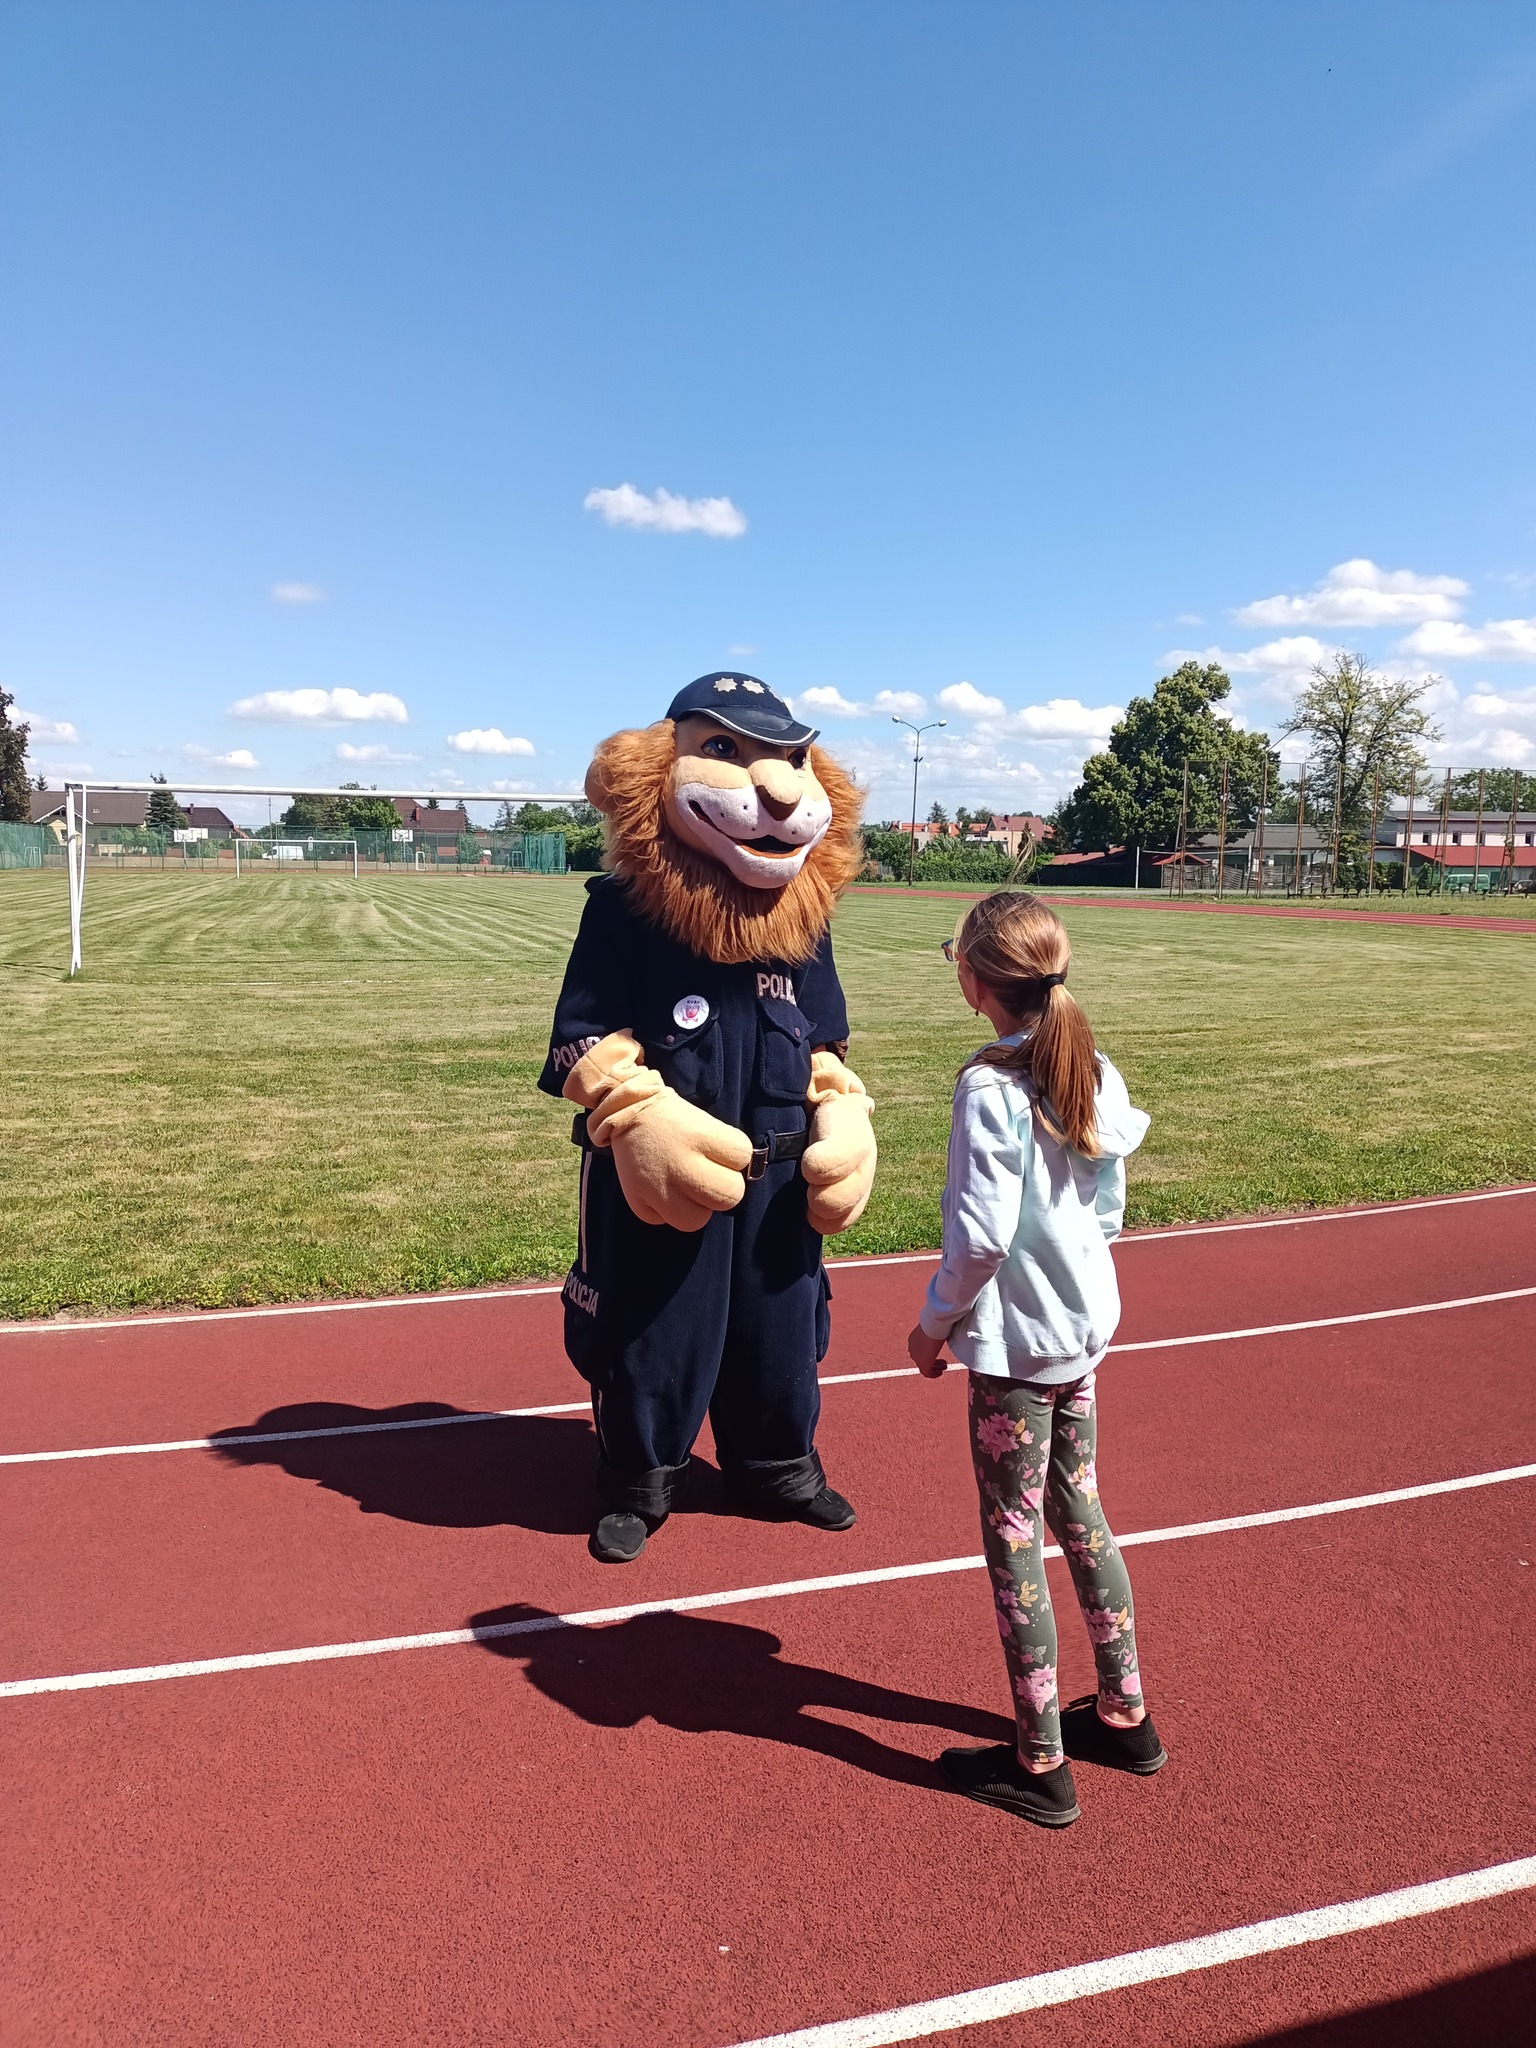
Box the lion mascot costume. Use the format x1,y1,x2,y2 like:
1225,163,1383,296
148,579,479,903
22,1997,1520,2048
539,672,878,1563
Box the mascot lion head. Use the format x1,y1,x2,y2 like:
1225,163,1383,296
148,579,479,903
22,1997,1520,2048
584,672,864,966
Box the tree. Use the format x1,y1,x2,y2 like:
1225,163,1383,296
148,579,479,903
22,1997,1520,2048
1447,767,1527,812
927,801,949,826
0,688,31,822
279,793,341,835
145,774,188,833
1280,654,1442,827
1054,662,1275,853
336,793,401,834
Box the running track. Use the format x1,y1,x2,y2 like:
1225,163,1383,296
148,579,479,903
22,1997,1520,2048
3,1189,1534,2046
850,886,1536,933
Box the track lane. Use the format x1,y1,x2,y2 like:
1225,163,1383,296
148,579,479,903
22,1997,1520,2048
3,1485,1532,2048
1,1187,1530,1457
4,1294,1533,1693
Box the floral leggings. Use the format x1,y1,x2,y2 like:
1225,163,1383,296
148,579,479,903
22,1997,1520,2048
968,1371,1144,1766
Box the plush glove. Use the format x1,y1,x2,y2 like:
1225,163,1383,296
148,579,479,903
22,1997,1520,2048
801,1049,877,1235
563,1030,754,1233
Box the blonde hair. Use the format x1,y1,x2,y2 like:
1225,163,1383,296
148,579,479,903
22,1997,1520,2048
957,892,1101,1156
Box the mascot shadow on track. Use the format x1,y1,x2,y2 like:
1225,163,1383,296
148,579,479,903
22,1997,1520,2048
540,672,878,1565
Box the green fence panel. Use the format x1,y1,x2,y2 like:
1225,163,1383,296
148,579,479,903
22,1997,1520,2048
0,821,49,868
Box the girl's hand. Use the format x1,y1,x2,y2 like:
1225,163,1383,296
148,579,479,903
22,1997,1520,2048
907,1325,949,1378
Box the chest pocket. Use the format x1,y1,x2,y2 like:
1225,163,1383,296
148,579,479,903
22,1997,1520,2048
638,1002,724,1109
756,994,813,1104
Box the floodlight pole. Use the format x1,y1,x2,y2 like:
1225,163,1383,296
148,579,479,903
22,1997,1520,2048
891,717,946,886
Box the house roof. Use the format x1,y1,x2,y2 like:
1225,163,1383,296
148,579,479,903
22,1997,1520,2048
183,805,237,834
30,789,149,826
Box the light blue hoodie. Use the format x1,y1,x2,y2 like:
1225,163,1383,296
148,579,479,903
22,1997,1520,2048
919,1040,1151,1384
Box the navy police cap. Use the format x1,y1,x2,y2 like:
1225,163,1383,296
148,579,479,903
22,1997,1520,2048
665,672,819,748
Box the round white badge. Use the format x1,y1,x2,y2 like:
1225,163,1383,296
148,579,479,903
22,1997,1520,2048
673,994,710,1030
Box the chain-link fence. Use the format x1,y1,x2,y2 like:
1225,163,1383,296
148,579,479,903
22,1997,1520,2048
1155,764,1533,898
54,826,573,875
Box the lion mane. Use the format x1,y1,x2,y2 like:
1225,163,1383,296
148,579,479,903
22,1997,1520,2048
584,721,865,966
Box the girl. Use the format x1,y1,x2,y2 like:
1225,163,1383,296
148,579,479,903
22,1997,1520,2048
906,891,1164,1827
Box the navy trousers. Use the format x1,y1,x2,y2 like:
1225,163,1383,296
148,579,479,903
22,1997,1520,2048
561,1124,832,1519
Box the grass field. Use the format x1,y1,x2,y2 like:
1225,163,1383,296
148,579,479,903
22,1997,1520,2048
2,867,1533,1317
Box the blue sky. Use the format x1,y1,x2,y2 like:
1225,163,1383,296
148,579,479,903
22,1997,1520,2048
5,2,1536,824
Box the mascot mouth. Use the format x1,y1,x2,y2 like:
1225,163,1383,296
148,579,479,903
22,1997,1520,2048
687,801,805,859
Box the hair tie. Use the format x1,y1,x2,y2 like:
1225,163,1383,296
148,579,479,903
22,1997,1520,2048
1040,971,1066,990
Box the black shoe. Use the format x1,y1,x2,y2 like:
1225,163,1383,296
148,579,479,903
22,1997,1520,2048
940,1744,1080,1827
589,1510,658,1564
730,1483,857,1531
1059,1696,1167,1774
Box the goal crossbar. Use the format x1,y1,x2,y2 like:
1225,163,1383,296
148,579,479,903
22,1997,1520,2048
60,780,578,975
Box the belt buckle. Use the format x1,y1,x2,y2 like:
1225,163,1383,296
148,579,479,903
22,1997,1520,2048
746,1142,769,1182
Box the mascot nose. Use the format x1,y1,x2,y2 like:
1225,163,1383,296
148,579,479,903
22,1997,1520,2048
752,760,803,820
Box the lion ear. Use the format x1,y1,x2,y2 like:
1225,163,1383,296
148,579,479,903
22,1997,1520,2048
584,720,676,822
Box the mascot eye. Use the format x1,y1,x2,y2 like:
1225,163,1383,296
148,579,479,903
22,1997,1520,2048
789,748,808,771
702,735,739,760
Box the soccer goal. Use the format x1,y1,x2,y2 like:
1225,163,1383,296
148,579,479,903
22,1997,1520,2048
60,779,578,975
234,837,359,877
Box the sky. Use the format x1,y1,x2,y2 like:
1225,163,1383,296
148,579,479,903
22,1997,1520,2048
4,1,1536,826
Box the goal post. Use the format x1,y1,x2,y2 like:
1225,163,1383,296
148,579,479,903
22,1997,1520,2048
61,779,581,975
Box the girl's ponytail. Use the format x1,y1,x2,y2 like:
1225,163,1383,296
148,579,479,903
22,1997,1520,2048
956,892,1101,1156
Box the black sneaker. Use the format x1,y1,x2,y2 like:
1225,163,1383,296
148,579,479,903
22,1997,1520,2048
1059,1696,1167,1774
789,1484,856,1531
589,1510,658,1564
940,1744,1080,1827
727,1483,857,1531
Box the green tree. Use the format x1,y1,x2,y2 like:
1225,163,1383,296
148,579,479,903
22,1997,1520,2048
1280,654,1442,827
335,788,401,834
279,793,341,836
927,801,949,826
1055,662,1275,853
1446,767,1528,812
145,774,188,833
0,688,32,822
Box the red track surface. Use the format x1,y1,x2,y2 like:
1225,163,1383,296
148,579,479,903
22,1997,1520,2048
3,1189,1534,2046
851,886,1536,932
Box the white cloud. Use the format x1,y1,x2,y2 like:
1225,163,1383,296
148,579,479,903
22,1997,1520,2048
795,687,865,718
1399,617,1536,662
938,681,1006,717
584,483,747,538
229,687,409,724
15,710,79,744
1235,560,1467,629
183,744,259,769
446,727,536,756
271,582,325,604
1169,636,1339,679
726,643,758,657
1463,685,1536,718
335,742,420,764
1174,612,1206,626
999,698,1122,741
790,686,931,720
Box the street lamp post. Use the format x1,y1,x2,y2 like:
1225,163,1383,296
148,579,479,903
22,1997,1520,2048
891,716,947,887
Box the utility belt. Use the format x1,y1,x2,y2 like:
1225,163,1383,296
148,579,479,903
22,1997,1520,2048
572,1113,807,1181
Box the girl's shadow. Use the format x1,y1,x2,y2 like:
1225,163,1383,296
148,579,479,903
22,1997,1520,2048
468,1602,1015,1788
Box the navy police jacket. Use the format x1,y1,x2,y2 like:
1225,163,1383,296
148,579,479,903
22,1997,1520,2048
539,874,850,1139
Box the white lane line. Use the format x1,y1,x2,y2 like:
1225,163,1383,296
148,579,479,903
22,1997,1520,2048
4,1185,1528,1337
3,1461,1530,1699
1117,1182,1535,1242
719,1856,1536,2048
8,1288,1533,1467
1111,1284,1536,1354
0,1368,919,1466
